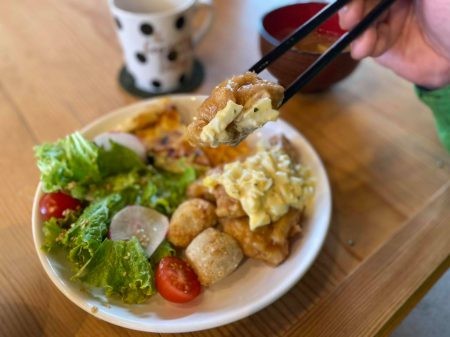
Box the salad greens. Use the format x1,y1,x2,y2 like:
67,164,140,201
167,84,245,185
97,141,146,177
35,132,146,199
36,132,101,199
35,132,196,304
42,210,80,252
149,240,176,265
63,192,134,268
142,167,196,215
74,238,155,304
85,170,143,200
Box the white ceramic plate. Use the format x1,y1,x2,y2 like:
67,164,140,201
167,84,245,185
32,95,331,333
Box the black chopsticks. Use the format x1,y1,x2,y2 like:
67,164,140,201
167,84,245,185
249,0,397,106
249,0,350,74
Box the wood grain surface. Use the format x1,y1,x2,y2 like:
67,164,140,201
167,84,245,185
0,0,449,336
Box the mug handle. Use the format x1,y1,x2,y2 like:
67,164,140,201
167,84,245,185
192,0,214,45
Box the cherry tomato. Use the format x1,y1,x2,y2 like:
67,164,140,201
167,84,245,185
155,256,201,303
39,192,82,221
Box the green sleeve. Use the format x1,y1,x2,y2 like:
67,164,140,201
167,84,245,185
415,85,450,152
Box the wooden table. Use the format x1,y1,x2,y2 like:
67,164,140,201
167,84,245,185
0,0,449,336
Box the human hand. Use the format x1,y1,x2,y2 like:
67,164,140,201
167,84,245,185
339,0,450,88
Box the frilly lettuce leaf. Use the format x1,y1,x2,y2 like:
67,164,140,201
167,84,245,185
85,167,196,215
42,209,80,252
42,218,64,252
141,167,196,215
74,237,155,304
35,132,101,198
97,141,145,177
149,240,176,266
62,190,137,268
85,170,143,201
35,132,145,199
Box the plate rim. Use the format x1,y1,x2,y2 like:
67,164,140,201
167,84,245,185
32,94,332,333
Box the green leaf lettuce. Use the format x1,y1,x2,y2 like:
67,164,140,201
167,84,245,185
97,140,145,177
142,167,196,215
62,191,137,267
149,240,176,266
35,132,101,198
42,210,80,252
74,238,155,304
35,132,145,199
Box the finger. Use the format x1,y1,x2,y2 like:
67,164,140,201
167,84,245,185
340,0,391,31
376,7,389,23
339,0,365,30
350,27,378,59
371,1,411,57
371,22,391,57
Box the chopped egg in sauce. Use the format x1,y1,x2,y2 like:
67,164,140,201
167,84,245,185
200,97,279,147
203,143,315,230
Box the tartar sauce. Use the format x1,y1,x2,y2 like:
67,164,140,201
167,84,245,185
200,97,279,147
203,143,315,230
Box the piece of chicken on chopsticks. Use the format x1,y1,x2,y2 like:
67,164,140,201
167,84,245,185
187,72,284,147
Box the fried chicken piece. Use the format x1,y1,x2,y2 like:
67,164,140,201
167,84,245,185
268,134,300,163
187,167,246,218
187,72,284,147
213,185,246,218
167,199,217,248
185,228,243,286
187,179,216,202
219,208,302,266
187,179,246,218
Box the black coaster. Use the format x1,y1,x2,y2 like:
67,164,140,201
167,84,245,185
118,59,204,98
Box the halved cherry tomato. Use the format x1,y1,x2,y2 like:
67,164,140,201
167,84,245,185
155,256,201,303
39,192,82,221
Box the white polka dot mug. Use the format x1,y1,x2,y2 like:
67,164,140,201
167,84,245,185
109,0,213,93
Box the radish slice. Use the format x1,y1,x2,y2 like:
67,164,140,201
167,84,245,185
94,132,146,161
109,205,169,257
